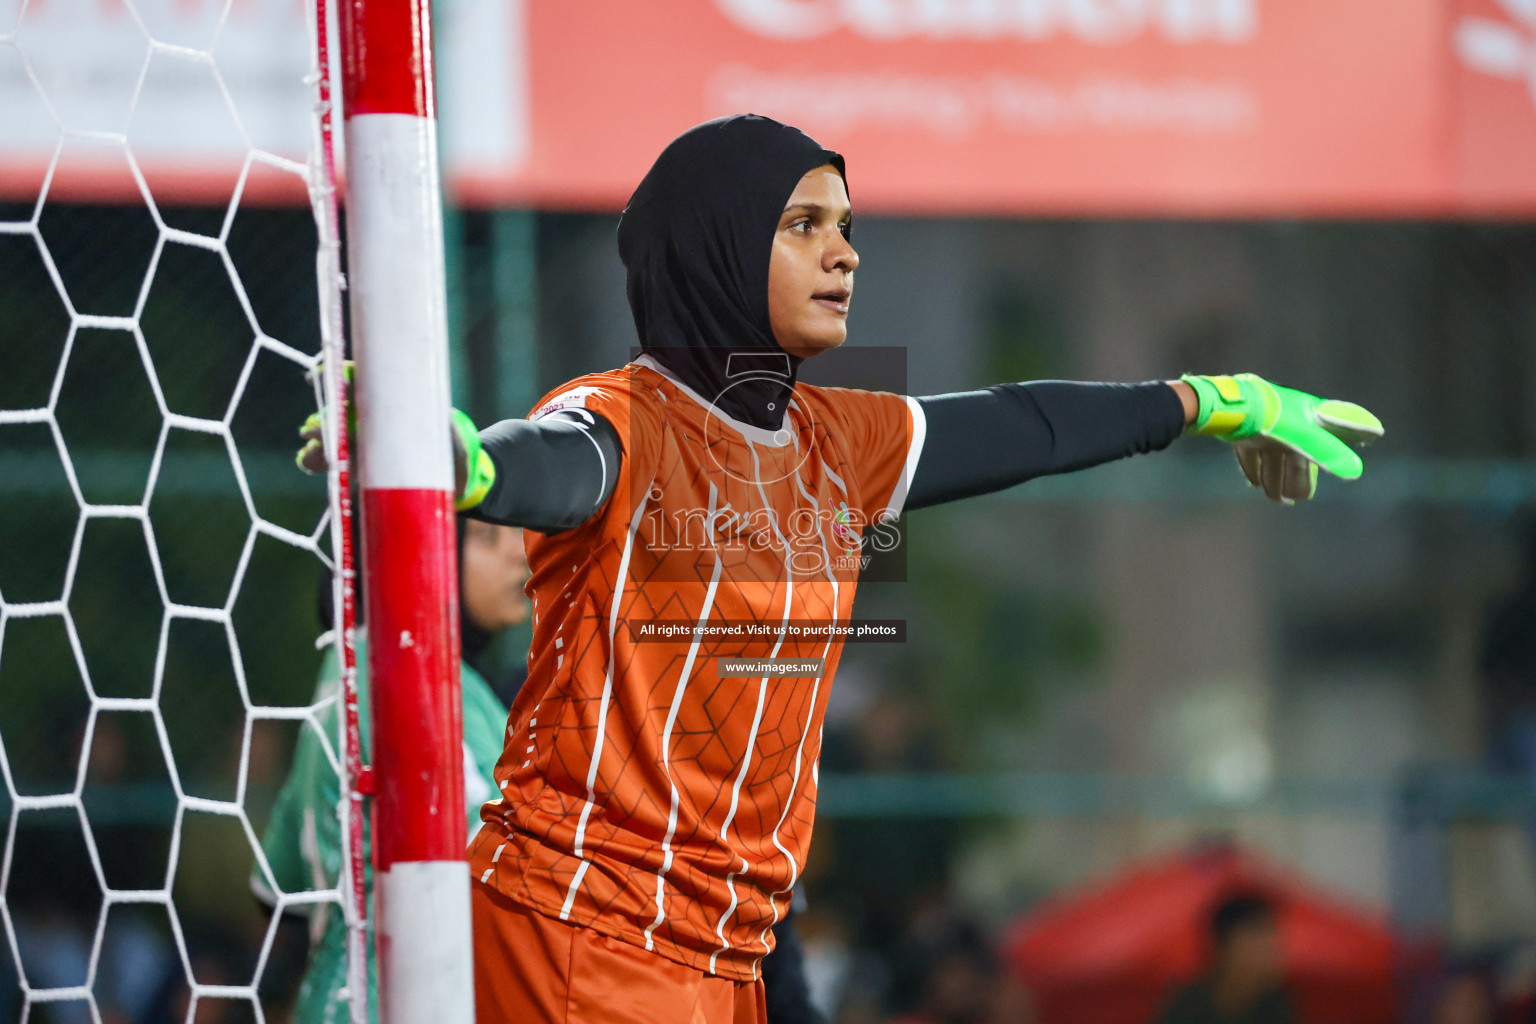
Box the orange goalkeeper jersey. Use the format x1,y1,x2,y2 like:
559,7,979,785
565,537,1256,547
469,355,924,981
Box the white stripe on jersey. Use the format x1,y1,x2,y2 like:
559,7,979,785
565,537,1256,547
562,485,651,920
754,438,842,971
643,483,725,951
879,396,928,523
822,463,848,496
559,860,591,920
709,439,795,970
709,857,749,976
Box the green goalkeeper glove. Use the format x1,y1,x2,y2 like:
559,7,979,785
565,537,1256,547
449,409,496,512
1181,373,1383,504
295,363,496,512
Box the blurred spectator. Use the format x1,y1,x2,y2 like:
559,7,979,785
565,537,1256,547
1155,894,1295,1024
795,901,856,1020
765,894,829,1024
136,925,252,1024
819,664,958,979
1432,964,1496,1024
260,518,529,1022
1479,518,1536,779
1476,526,1536,1024
1424,950,1536,1024
10,900,91,1024
458,517,532,707
883,912,1035,1024
0,945,16,1023
6,717,175,1024
94,908,175,1024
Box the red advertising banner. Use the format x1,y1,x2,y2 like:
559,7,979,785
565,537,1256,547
1451,0,1536,212
485,0,1536,216
6,0,1536,215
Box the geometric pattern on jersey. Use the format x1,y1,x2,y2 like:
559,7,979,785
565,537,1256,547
470,358,922,981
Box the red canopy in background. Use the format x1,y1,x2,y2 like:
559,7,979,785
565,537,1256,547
1002,842,1396,1024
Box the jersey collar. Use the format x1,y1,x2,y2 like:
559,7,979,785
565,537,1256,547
633,353,794,448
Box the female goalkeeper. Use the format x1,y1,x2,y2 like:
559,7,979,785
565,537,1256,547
409,115,1379,1023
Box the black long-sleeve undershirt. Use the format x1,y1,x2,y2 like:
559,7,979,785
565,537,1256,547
905,380,1186,511
468,380,1185,531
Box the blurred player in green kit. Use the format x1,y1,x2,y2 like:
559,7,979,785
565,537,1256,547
253,519,531,1024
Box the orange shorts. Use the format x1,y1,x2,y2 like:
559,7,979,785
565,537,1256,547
471,878,767,1024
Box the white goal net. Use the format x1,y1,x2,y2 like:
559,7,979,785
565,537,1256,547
0,0,360,1020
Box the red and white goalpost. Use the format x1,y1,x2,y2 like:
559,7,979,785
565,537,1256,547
329,0,475,1020
0,0,470,1014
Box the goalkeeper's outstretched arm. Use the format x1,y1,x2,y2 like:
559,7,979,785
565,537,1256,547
303,373,1377,525
450,372,1378,521
904,374,1380,510
907,379,1189,510
460,379,1183,528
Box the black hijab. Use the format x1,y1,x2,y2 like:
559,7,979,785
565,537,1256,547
618,114,846,431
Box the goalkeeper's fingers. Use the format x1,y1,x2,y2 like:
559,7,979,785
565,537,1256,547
1274,449,1318,503
300,359,356,477
1235,443,1263,490
1236,441,1318,504
1314,399,1384,446
1270,419,1364,480
296,436,328,475
296,411,329,474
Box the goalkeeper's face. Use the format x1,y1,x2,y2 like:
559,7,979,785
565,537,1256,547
768,164,858,359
